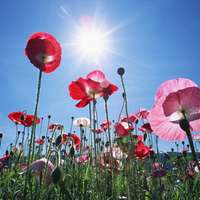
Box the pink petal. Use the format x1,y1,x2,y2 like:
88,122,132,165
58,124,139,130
155,78,198,104
86,70,105,82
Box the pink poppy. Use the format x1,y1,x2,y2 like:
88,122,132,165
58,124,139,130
91,128,103,134
48,123,62,132
36,138,45,145
138,123,154,134
21,158,54,185
120,113,139,123
101,120,112,130
76,155,90,165
192,134,200,140
149,78,200,141
68,70,118,108
22,115,40,127
8,111,24,124
181,148,189,154
153,162,163,169
82,145,89,152
135,141,150,161
153,169,167,178
114,122,135,137
137,108,149,122
25,32,62,73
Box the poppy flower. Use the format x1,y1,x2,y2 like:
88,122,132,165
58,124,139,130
1,154,10,162
62,133,80,146
22,115,40,127
25,32,62,73
0,162,4,167
120,113,139,123
101,155,119,169
73,117,90,128
138,123,154,134
134,141,150,161
48,123,62,132
91,128,103,134
192,134,200,140
68,70,118,108
137,108,149,122
8,111,24,124
101,120,112,130
181,148,189,154
36,138,45,145
149,78,200,141
114,121,135,137
76,155,90,165
21,158,54,185
153,169,167,178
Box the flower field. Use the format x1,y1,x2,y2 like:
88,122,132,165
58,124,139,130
0,32,200,200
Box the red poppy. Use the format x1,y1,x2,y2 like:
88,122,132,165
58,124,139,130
25,32,62,73
0,162,4,167
36,138,45,145
22,115,40,127
101,120,112,130
8,111,24,124
62,133,80,146
91,128,103,134
114,121,135,137
101,155,119,169
135,141,150,161
48,123,62,132
138,123,154,134
68,70,118,108
153,169,167,178
1,154,10,162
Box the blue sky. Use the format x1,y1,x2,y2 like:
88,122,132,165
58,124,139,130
1,0,200,157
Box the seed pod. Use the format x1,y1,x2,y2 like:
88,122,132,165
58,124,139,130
51,167,62,185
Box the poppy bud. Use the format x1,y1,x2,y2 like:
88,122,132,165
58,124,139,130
103,95,109,101
6,150,9,156
20,114,26,121
135,119,139,124
42,135,45,140
71,116,74,120
51,167,62,185
0,132,4,138
48,115,51,119
10,151,14,157
164,152,170,160
179,119,190,133
18,131,21,135
143,132,147,142
183,151,187,157
69,146,75,158
182,141,185,145
117,67,125,76
187,144,190,148
95,138,101,143
55,134,63,146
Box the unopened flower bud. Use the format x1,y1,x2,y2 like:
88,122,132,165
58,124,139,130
103,95,109,101
117,67,125,76
51,167,62,185
143,132,147,142
20,114,26,121
0,132,4,138
179,119,190,133
69,146,75,158
10,151,14,157
164,152,170,160
55,134,63,146
6,150,9,156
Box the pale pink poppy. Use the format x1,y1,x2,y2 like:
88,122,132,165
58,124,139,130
137,108,149,122
21,158,54,185
149,78,200,141
76,155,90,165
120,113,139,123
73,117,90,128
192,134,200,140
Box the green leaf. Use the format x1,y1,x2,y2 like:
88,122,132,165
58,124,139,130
122,136,128,143
0,168,22,185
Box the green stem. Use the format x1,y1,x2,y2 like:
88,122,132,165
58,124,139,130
23,59,44,200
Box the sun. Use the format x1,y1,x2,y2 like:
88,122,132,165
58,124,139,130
78,29,105,55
